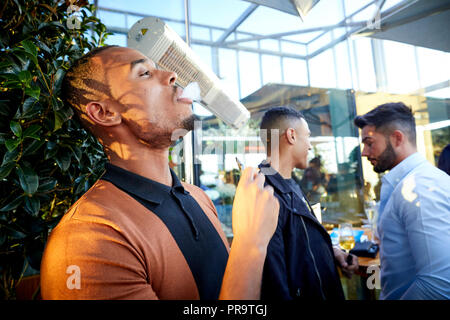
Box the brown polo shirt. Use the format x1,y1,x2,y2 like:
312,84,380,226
40,164,230,300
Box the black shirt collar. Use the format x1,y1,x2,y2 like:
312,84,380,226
258,160,292,194
101,163,188,205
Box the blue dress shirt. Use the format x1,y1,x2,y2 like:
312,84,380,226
377,152,450,300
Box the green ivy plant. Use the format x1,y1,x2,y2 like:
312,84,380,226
0,0,111,299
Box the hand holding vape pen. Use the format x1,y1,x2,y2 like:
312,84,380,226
235,157,245,171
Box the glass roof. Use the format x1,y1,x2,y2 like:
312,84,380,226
95,0,404,55
190,0,251,29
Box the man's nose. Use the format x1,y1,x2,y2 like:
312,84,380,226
163,70,177,85
361,145,369,157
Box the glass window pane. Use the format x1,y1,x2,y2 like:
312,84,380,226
211,29,227,42
218,49,240,100
416,47,450,88
282,58,308,86
238,51,261,98
191,44,213,70
238,6,304,35
98,0,185,20
192,26,211,41
261,55,282,85
344,0,373,15
309,49,336,88
283,31,323,44
260,39,279,52
384,40,420,94
425,87,450,99
280,41,307,56
104,33,127,47
190,0,250,29
348,3,378,22
353,38,376,92
334,41,353,89
308,32,331,55
97,10,126,29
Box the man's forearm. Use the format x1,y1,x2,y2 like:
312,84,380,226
219,239,267,300
219,168,279,300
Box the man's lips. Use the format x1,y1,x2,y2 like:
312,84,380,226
177,97,193,104
175,87,193,104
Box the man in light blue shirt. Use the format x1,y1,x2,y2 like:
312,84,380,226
354,102,450,300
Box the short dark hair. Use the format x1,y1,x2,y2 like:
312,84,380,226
438,143,450,175
354,102,416,145
259,106,305,152
61,45,119,122
260,106,304,130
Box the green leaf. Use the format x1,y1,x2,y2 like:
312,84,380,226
53,108,73,131
0,60,13,71
51,95,63,111
25,86,40,99
55,152,71,172
25,196,40,216
54,68,65,90
44,145,58,160
16,165,39,195
36,41,52,55
53,110,64,131
10,121,22,137
23,139,45,156
23,124,41,140
68,145,82,163
0,100,11,116
2,149,20,166
18,70,32,84
37,178,57,192
0,162,15,180
19,97,40,119
0,73,19,81
5,138,20,152
74,174,87,195
0,195,24,212
21,40,37,58
0,230,5,247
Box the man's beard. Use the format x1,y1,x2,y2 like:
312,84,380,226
130,114,199,150
180,114,197,132
372,141,397,173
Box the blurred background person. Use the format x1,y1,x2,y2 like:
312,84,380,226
438,143,450,175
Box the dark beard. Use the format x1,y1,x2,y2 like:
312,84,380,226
124,114,199,150
181,114,198,132
373,141,397,173
148,114,199,149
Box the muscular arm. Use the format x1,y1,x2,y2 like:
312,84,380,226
219,168,279,299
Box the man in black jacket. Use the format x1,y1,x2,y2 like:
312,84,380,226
259,106,358,300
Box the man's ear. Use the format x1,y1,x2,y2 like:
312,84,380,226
285,128,296,145
390,130,405,147
85,101,121,127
